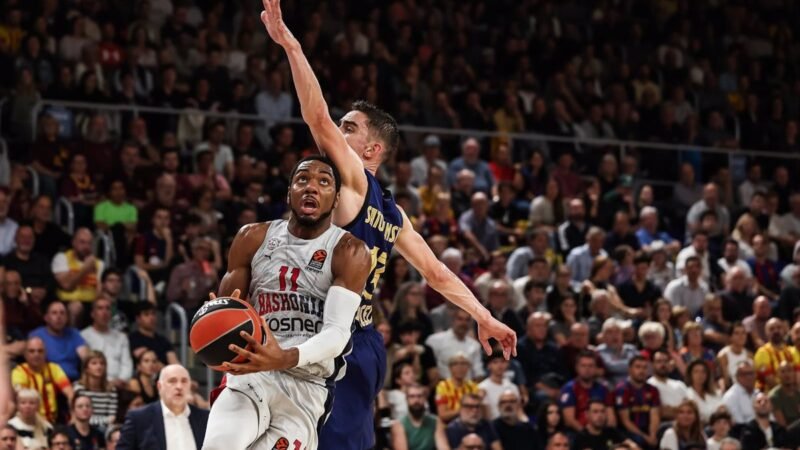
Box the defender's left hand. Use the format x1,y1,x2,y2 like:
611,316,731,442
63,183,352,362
224,319,288,374
477,317,517,359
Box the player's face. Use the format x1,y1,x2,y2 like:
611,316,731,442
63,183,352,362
339,111,374,160
288,160,338,227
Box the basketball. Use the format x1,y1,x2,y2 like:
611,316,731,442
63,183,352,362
190,297,265,371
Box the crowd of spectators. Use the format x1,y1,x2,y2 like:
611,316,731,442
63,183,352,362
0,0,800,450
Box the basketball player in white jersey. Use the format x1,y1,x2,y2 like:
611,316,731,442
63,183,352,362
202,155,371,450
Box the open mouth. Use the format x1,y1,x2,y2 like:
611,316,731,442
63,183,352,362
300,197,319,215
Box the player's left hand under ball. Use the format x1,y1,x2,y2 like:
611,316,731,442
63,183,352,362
223,318,290,374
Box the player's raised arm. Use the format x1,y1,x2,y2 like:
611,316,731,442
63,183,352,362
217,222,269,300
393,207,518,359
259,0,367,195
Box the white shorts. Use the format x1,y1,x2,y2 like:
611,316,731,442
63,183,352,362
207,371,332,450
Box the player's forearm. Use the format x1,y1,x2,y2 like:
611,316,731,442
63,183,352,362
292,285,360,367
425,261,491,324
283,45,332,131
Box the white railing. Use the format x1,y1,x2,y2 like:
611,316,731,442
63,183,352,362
93,230,116,268
165,303,189,365
54,197,74,235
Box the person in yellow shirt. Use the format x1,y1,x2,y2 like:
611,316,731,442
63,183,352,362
754,318,800,391
435,353,479,423
10,337,74,423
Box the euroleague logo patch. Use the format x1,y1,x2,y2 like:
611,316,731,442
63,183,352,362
307,249,328,271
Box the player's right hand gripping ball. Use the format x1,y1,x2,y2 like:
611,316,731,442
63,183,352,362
190,297,266,371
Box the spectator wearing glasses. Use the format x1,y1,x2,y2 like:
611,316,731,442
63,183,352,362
491,390,534,450
445,393,501,450
721,360,758,424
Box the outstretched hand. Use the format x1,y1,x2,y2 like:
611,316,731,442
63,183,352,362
260,0,296,48
477,316,518,360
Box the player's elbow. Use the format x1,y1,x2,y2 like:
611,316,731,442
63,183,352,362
302,103,330,127
425,262,450,288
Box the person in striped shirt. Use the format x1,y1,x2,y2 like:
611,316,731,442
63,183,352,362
435,353,480,423
72,350,118,432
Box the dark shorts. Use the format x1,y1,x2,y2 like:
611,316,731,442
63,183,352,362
318,326,386,450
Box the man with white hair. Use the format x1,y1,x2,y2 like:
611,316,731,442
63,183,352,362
717,437,741,450
491,390,535,450
635,206,680,255
596,318,640,385
117,364,209,450
722,360,758,424
566,227,607,282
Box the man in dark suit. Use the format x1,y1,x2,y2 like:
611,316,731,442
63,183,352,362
117,364,209,450
738,392,789,449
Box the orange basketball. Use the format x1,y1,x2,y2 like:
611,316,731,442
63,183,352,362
189,297,265,371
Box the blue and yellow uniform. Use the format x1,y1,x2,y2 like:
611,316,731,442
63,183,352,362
319,170,403,450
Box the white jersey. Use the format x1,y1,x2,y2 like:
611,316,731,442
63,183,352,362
248,219,348,385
